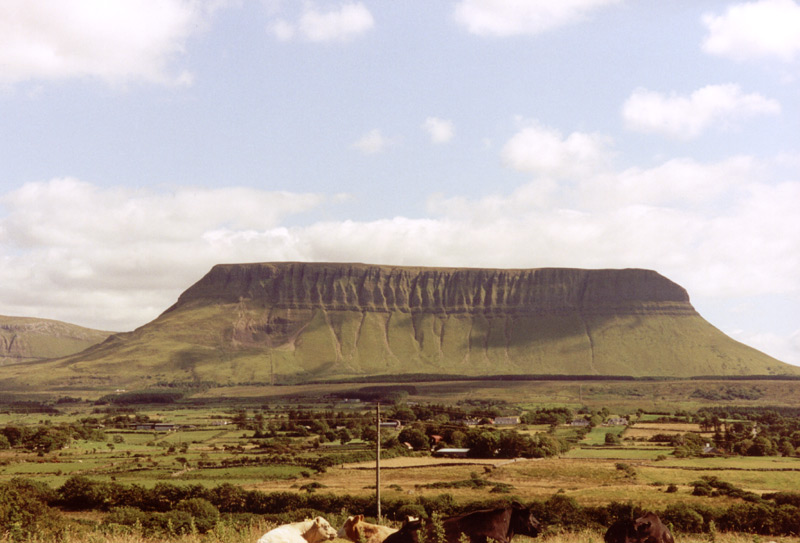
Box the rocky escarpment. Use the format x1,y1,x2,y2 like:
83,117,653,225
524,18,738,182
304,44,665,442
0,315,112,364
166,263,695,316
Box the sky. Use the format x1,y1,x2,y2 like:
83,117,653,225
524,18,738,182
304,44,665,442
0,0,799,366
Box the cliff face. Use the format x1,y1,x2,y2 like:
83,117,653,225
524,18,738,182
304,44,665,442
167,263,694,316
18,262,793,388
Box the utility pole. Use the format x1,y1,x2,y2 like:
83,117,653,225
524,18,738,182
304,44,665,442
376,402,381,520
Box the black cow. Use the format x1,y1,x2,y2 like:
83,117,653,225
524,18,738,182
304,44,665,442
604,513,674,543
384,503,541,543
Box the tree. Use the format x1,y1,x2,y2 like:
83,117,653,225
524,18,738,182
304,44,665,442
232,410,248,429
466,430,498,458
398,428,428,450
390,405,416,422
497,431,526,458
360,427,378,443
779,439,795,457
448,430,467,448
747,436,776,457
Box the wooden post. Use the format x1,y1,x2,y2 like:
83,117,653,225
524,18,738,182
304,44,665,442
376,402,381,520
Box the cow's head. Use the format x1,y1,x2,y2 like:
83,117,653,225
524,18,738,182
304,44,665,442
633,512,659,539
338,515,365,540
338,515,363,540
313,517,338,541
384,517,422,543
511,502,541,538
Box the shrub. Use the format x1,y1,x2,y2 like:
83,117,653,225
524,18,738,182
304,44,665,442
0,479,66,541
176,497,219,533
615,463,636,478
663,503,704,533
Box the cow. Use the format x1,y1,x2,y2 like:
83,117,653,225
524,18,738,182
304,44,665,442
633,512,674,543
383,517,423,543
384,503,540,543
338,514,398,543
604,512,674,543
258,517,338,543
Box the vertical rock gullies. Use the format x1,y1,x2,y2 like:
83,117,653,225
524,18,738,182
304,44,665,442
168,262,696,317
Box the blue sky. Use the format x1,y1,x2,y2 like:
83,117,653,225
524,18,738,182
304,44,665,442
1,0,799,366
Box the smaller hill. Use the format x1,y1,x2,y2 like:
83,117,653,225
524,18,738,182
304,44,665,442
0,315,113,365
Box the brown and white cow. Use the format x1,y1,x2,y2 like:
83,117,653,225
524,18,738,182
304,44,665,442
338,515,398,543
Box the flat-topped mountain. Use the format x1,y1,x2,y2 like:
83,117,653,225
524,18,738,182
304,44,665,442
5,262,795,388
0,315,112,365
167,263,694,315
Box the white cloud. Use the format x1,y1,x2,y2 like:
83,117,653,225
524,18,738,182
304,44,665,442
702,0,800,62
583,156,761,209
453,0,621,37
271,19,296,41
622,84,781,139
0,0,209,86
271,2,374,42
501,122,612,179
422,117,454,144
351,129,390,154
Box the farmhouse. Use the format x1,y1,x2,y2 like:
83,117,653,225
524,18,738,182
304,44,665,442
494,416,520,426
457,419,481,426
604,417,628,426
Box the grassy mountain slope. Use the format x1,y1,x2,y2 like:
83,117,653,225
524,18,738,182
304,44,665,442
0,315,112,365
1,263,795,389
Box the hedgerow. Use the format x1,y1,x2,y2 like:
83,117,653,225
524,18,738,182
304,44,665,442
3,476,800,540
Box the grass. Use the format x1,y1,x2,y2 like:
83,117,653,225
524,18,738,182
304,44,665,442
562,447,669,459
